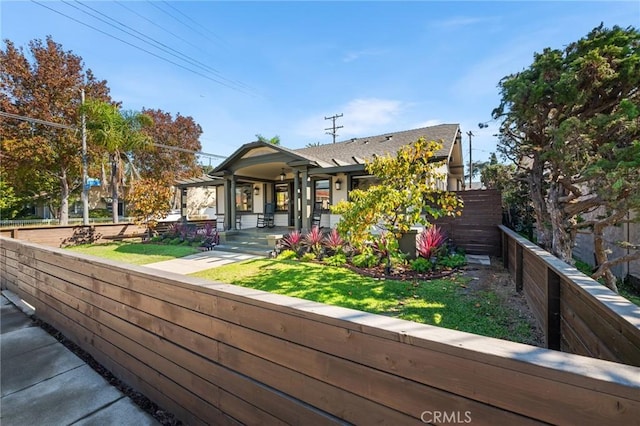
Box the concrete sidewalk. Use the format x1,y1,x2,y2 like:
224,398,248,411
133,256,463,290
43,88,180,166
0,292,159,426
144,248,259,274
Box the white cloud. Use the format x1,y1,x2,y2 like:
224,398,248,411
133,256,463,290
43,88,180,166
412,119,444,129
293,98,408,143
432,16,501,30
342,48,386,63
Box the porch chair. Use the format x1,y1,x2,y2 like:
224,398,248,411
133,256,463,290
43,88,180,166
311,202,323,229
257,202,275,228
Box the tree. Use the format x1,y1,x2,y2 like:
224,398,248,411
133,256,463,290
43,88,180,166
133,109,203,181
0,37,110,224
126,178,172,239
83,99,152,223
332,138,463,266
493,24,640,292
255,134,280,145
481,160,534,240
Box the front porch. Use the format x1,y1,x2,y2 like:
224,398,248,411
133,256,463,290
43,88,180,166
216,226,293,256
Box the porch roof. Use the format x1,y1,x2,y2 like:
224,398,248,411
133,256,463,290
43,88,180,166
211,141,333,176
175,175,224,188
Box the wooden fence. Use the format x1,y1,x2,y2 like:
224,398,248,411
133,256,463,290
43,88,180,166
0,220,216,248
1,236,639,425
500,225,640,367
433,189,503,256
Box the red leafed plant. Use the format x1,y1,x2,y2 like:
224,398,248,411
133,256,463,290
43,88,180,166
281,230,303,253
417,225,447,259
304,226,324,257
323,228,345,255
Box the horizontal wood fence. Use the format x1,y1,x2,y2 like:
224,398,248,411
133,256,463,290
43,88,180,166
0,220,217,248
433,189,503,256
1,237,639,424
500,225,640,367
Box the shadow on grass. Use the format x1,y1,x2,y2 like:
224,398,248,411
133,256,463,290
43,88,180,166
194,258,536,341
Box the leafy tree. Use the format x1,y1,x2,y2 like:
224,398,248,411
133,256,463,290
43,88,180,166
481,161,534,240
134,109,203,181
493,24,640,292
0,37,110,224
0,174,22,219
255,134,280,145
332,138,463,265
126,178,172,239
83,99,152,223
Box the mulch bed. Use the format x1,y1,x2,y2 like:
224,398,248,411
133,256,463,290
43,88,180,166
344,263,458,281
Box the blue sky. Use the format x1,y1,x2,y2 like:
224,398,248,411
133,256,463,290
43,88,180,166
2,1,639,168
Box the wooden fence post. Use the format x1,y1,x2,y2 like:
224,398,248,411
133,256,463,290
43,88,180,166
502,230,509,269
546,269,561,350
515,244,523,293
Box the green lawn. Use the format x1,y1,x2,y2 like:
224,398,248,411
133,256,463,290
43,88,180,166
65,242,199,265
191,258,536,344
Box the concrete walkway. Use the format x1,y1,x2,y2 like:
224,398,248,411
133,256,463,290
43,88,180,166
144,249,260,274
0,292,159,426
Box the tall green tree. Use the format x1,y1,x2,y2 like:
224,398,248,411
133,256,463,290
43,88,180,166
332,138,463,265
0,37,110,224
83,100,152,223
493,24,640,292
255,134,280,145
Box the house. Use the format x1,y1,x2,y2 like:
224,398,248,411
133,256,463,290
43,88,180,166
177,123,465,231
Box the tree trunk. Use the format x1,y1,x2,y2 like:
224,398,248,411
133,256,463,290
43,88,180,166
547,183,574,263
59,171,70,226
111,155,119,224
593,223,619,293
527,155,552,248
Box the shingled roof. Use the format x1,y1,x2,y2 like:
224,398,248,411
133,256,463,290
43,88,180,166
295,123,461,166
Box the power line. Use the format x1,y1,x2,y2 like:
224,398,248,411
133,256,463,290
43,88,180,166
30,0,255,96
0,110,76,130
1,111,227,160
69,0,220,77
160,0,229,49
114,1,211,60
148,1,226,49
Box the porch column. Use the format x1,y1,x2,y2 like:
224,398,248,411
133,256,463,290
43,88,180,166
293,170,300,230
223,178,231,230
301,168,309,230
230,175,237,230
180,187,188,222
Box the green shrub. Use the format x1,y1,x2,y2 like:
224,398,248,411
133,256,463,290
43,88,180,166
89,208,110,218
437,253,467,269
351,252,378,268
150,236,163,243
277,249,298,260
300,253,316,262
324,253,347,266
410,257,433,273
169,237,182,245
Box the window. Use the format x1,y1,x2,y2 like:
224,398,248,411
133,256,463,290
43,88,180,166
235,184,253,212
275,184,289,211
314,179,330,210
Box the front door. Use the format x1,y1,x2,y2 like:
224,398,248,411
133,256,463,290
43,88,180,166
275,183,295,226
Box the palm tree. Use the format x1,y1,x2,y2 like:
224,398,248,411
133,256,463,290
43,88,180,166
255,133,280,145
84,100,152,223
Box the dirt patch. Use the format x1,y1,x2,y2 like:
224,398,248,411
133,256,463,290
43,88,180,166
462,257,545,347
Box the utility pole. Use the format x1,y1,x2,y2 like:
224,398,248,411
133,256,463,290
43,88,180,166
81,89,89,225
324,113,343,144
467,130,473,190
